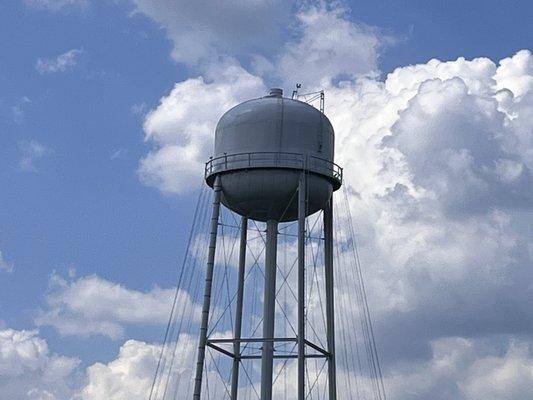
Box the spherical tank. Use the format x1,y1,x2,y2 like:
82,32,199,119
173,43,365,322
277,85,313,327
205,88,342,222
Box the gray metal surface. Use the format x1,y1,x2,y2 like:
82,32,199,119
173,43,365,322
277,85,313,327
193,176,222,400
218,169,332,222
324,199,337,399
261,220,278,400
214,90,334,162
204,151,342,189
230,217,247,400
205,88,342,222
297,173,307,400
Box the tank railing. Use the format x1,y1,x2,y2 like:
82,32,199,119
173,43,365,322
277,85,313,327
308,155,343,182
205,151,343,185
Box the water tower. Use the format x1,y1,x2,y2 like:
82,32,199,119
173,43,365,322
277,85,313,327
194,88,343,400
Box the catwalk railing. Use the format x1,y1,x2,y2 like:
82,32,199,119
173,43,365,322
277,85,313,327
204,151,343,188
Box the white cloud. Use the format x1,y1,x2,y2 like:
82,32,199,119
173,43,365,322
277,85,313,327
382,337,533,400
138,62,265,194
36,48,83,74
94,336,533,400
137,47,533,397
0,328,79,400
4,326,532,400
463,341,533,400
35,274,199,339
388,76,533,215
306,52,533,400
277,3,388,87
0,250,14,273
128,0,293,66
0,327,201,400
495,49,533,98
81,339,162,400
19,139,50,172
79,335,197,400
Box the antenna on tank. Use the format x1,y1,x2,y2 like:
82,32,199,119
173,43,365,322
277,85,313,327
292,83,302,99
295,89,326,113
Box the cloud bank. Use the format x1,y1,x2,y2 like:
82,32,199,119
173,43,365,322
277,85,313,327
133,2,533,397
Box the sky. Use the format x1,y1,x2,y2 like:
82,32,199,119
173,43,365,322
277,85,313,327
0,0,532,399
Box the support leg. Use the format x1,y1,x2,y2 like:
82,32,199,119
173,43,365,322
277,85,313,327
298,173,307,400
193,176,222,400
230,217,247,400
261,219,278,400
324,199,337,400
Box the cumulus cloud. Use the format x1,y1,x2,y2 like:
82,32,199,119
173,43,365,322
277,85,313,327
388,76,533,215
296,51,532,400
128,0,293,66
35,0,521,394
0,327,201,400
78,335,229,400
96,336,533,400
277,3,388,87
4,328,533,400
495,49,533,98
130,0,533,394
35,274,199,339
383,337,533,400
36,48,82,74
81,339,165,400
462,340,533,400
0,327,205,400
138,62,265,194
0,328,79,400
147,53,533,399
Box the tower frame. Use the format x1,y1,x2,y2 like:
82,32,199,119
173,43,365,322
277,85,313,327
193,166,339,400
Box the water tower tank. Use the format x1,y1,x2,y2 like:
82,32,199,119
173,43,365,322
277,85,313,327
205,88,342,222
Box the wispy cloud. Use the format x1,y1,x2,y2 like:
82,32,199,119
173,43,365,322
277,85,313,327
36,48,82,74
19,140,50,172
110,148,127,160
11,96,31,124
0,251,14,273
25,0,87,11
130,102,147,116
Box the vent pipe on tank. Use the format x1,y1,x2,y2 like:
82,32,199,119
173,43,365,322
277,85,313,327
266,88,283,98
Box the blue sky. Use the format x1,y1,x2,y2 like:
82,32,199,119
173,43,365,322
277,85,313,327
1,1,533,399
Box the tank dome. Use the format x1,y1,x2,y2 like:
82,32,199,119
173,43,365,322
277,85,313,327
215,88,335,162
205,89,342,222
